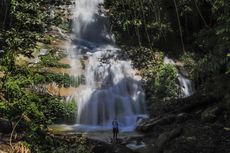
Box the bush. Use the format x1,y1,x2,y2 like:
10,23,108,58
1,71,76,130
155,64,179,98
41,97,74,123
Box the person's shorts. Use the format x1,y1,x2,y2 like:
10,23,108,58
113,128,118,133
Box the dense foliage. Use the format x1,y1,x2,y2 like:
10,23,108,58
0,0,77,152
105,0,230,102
105,0,230,50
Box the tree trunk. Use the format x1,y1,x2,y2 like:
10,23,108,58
0,0,11,30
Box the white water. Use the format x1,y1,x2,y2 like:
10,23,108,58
178,74,194,97
72,0,113,45
67,0,147,132
164,57,194,98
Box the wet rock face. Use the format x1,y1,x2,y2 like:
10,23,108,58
136,115,176,132
155,127,183,153
0,118,12,134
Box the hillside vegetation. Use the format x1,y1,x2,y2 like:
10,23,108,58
0,0,230,152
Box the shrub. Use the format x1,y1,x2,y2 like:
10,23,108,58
155,64,179,98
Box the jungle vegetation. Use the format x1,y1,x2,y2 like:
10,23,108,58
0,0,229,152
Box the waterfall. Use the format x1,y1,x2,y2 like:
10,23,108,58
72,0,113,45
178,74,194,97
164,56,194,98
68,0,147,132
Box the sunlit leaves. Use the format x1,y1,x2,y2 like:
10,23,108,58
105,0,172,46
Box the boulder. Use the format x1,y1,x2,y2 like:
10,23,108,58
87,137,134,153
155,127,183,153
176,113,191,123
126,141,153,153
136,115,176,132
126,141,146,151
91,143,134,153
201,105,222,122
112,144,135,153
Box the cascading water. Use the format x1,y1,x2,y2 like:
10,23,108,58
72,0,113,46
68,0,147,132
178,74,194,97
164,56,194,98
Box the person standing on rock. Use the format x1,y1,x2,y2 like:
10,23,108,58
112,119,119,142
